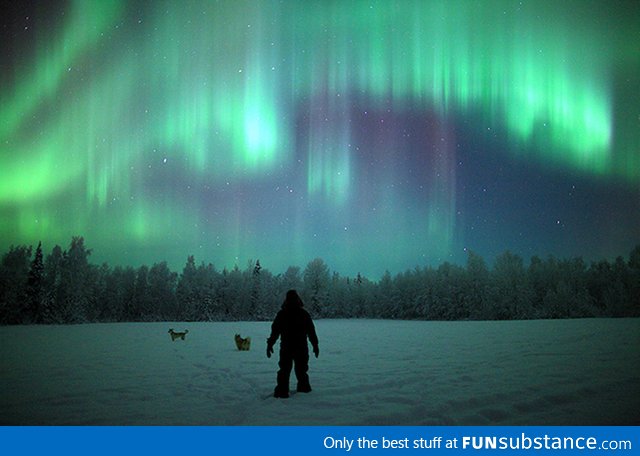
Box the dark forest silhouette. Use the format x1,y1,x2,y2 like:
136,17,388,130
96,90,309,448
0,236,638,324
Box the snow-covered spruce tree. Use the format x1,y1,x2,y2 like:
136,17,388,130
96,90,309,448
489,251,533,320
193,262,220,321
100,266,132,322
264,266,303,319
303,258,330,317
327,272,347,318
25,242,45,323
215,268,230,319
395,266,429,319
350,273,366,317
176,255,198,321
0,245,32,324
172,257,218,321
281,266,303,292
465,250,490,320
528,255,558,318
248,259,275,321
242,259,261,320
601,256,633,317
90,263,111,321
147,261,178,320
100,266,119,322
260,269,282,320
60,237,95,323
414,268,437,320
233,262,256,320
374,270,400,318
118,267,137,322
219,265,246,320
42,245,64,323
210,264,225,319
559,257,595,317
438,262,470,320
133,265,154,321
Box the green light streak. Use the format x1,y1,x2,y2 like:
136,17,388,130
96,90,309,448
332,0,613,172
306,90,352,203
0,0,123,138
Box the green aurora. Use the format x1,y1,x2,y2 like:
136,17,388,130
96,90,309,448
1,0,638,276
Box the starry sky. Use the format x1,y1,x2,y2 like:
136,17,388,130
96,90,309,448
1,0,639,278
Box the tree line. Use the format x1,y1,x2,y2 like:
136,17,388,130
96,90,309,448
0,236,638,324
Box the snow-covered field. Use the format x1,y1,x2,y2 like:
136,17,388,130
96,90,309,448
1,319,638,425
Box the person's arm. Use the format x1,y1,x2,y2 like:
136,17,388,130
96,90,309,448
266,312,282,357
307,315,319,358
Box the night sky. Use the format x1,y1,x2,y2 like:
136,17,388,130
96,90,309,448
1,0,638,278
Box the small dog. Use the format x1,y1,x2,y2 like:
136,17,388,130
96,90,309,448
168,329,189,341
235,334,251,351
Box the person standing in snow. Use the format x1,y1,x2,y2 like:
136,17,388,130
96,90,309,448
266,289,319,398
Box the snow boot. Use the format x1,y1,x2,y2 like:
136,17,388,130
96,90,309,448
274,387,289,398
296,383,312,393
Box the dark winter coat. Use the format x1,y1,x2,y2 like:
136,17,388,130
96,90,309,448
267,300,318,355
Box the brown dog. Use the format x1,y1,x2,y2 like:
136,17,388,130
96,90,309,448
168,329,189,341
234,334,251,351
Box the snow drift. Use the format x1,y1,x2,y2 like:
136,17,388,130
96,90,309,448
1,318,638,425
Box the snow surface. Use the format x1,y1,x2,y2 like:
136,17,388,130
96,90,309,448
1,319,638,425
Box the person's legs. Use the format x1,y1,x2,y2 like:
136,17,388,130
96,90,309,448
294,351,311,393
275,351,293,398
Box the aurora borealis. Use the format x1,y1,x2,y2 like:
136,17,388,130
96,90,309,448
1,0,639,277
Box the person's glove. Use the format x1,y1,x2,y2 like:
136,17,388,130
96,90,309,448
313,345,319,358
266,342,274,358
